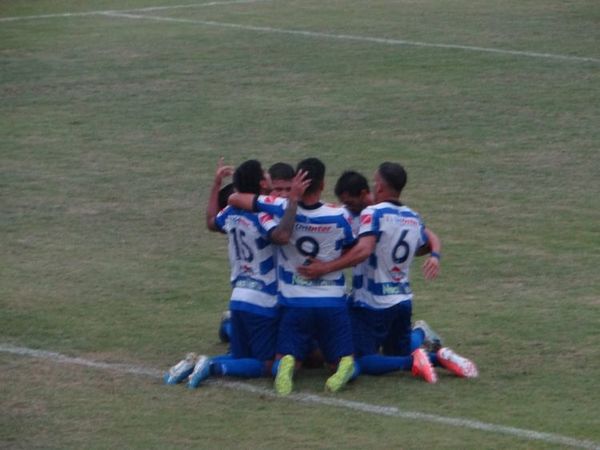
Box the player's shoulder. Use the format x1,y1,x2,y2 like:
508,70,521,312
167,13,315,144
319,201,347,214
216,204,233,218
371,201,418,215
397,204,421,219
318,203,354,224
258,194,286,206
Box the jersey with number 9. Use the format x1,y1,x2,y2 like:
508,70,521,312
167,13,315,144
254,195,355,308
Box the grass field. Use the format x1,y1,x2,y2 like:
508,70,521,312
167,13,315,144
1,0,599,448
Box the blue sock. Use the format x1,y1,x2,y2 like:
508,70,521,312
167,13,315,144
357,354,412,375
428,352,440,367
212,358,265,378
271,359,280,377
208,354,233,375
219,319,232,343
350,361,361,380
410,329,425,353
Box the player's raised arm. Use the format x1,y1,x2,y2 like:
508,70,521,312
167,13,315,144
206,157,234,231
421,228,441,280
269,170,310,245
298,234,376,279
228,192,256,212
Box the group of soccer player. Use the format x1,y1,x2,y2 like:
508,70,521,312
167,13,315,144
163,157,478,395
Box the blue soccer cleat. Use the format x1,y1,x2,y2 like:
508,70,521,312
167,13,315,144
163,352,197,385
187,355,212,389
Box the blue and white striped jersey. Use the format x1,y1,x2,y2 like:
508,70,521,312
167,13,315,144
254,195,356,308
215,206,279,317
346,208,368,303
354,201,429,309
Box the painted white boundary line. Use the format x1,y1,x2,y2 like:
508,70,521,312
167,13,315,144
2,344,599,449
0,0,265,23
1,3,598,64
102,12,600,64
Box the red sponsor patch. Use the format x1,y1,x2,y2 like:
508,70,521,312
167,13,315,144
259,213,273,224
360,214,373,225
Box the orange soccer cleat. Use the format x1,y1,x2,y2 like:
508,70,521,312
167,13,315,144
437,347,479,378
411,348,437,384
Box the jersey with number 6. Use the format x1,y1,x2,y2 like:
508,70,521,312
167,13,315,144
215,206,279,317
354,200,429,309
254,195,355,308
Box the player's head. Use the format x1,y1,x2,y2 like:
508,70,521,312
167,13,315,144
334,170,372,214
218,183,235,210
296,157,325,195
268,162,295,198
375,162,407,200
233,159,270,195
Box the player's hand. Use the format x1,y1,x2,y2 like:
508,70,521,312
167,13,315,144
422,255,440,280
215,157,234,185
289,169,311,201
297,258,326,279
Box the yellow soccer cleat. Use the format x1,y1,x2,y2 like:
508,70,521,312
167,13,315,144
275,355,295,396
325,355,355,393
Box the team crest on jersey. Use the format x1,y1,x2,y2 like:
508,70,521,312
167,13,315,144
230,216,252,227
360,214,373,225
390,266,406,282
241,264,254,275
263,195,277,204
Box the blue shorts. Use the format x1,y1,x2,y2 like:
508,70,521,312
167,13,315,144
352,301,412,357
276,306,353,364
230,310,279,361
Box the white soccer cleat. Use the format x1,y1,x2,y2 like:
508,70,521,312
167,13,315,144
163,352,198,385
414,320,443,352
437,347,479,378
187,355,212,389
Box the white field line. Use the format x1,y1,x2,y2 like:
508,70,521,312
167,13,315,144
0,0,266,23
102,12,600,65
2,3,599,64
2,343,599,450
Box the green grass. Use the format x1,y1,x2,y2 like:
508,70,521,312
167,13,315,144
1,0,599,448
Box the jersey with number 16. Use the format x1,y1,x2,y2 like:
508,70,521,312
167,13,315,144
215,206,279,317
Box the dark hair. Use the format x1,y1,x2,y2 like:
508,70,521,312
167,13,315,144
296,157,325,195
378,162,407,194
334,170,369,198
268,162,295,181
218,183,235,210
233,159,264,195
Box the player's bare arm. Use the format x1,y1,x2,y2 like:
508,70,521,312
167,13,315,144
228,192,255,211
206,157,234,231
297,234,376,279
421,228,441,280
269,170,310,244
